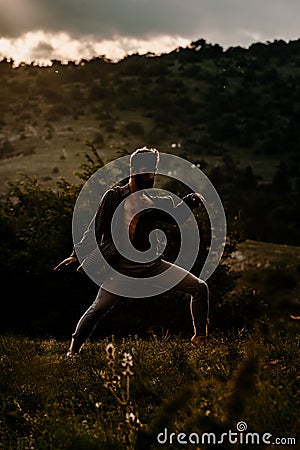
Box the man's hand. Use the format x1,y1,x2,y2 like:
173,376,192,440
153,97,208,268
53,256,77,271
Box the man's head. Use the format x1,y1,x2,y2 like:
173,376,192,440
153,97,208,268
130,147,159,190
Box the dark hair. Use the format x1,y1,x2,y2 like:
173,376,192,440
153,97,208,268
130,147,159,173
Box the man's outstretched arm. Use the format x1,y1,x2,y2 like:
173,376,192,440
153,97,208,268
53,189,114,271
53,255,77,271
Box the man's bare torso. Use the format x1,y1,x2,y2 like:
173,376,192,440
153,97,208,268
123,191,154,242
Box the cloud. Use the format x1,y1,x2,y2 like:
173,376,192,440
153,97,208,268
1,0,300,44
31,41,55,58
0,0,300,64
0,31,189,65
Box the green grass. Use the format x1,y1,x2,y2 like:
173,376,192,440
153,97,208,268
0,330,299,449
229,239,300,314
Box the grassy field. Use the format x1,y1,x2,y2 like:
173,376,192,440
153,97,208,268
0,330,299,450
0,117,283,198
229,239,300,300
0,241,299,449
0,115,119,196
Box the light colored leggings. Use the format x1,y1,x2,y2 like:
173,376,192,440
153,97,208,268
72,258,209,344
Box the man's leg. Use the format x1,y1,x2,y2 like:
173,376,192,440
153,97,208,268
174,269,209,348
68,287,120,355
145,259,209,348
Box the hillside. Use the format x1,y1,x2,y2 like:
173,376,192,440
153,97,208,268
1,38,300,195
1,39,300,248
230,239,300,310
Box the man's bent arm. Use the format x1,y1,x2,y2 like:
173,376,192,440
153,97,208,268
153,193,202,225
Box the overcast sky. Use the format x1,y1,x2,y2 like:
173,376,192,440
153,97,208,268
0,0,300,65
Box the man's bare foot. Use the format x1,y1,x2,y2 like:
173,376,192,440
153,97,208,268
191,335,207,349
66,350,79,357
66,338,82,357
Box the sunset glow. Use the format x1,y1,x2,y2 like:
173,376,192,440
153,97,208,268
0,1,299,66
0,30,190,66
